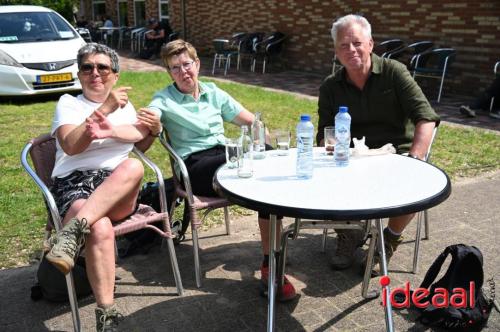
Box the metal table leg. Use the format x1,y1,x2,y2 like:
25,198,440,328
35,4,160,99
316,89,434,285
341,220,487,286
267,214,277,332
375,218,394,332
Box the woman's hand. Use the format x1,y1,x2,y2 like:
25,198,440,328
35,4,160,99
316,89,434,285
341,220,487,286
98,86,132,115
137,107,162,136
86,110,113,139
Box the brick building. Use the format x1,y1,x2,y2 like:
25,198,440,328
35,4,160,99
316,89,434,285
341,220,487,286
80,0,499,98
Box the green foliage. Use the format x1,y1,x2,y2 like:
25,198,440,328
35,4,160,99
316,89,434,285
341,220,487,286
0,0,79,22
1,71,499,269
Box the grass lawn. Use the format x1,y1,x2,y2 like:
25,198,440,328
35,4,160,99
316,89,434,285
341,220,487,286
0,71,499,269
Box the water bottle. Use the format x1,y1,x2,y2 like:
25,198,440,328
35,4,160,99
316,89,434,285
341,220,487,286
252,112,266,160
237,125,253,178
296,114,314,179
334,106,351,167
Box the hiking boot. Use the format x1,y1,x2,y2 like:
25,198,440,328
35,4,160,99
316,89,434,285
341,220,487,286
330,229,365,270
95,305,123,332
361,227,403,277
45,218,90,275
260,265,297,302
459,105,476,117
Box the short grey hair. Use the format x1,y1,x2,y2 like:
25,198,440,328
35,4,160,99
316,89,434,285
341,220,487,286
331,14,372,46
77,43,120,73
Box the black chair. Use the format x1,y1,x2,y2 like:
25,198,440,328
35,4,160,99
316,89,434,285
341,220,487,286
387,41,434,70
168,32,179,42
252,31,286,73
75,28,92,42
212,38,237,75
412,48,456,103
236,32,265,71
373,39,405,58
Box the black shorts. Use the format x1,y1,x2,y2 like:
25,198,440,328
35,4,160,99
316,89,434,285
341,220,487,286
50,169,112,219
184,145,281,219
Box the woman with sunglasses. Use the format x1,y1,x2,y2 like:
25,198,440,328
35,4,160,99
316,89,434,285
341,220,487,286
45,43,161,331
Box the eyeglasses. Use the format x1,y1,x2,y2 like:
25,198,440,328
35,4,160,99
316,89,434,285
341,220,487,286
169,60,195,74
80,63,112,75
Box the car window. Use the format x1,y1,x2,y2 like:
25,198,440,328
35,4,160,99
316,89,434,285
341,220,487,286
0,11,77,43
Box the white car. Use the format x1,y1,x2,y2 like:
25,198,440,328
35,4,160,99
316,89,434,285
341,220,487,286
0,5,86,96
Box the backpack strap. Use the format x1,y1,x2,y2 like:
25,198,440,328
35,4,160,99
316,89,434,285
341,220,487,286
419,244,457,289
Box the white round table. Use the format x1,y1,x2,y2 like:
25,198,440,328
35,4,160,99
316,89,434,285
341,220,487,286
214,148,451,332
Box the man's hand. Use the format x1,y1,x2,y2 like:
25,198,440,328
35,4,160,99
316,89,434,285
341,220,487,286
99,86,132,115
86,110,113,139
137,107,162,136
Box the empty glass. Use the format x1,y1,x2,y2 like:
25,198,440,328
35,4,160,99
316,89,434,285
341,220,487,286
275,129,291,156
225,138,239,169
324,126,335,155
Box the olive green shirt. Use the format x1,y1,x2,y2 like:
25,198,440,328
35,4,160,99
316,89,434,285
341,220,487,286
317,53,440,153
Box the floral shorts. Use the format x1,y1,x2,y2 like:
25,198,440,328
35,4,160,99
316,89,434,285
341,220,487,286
50,169,111,219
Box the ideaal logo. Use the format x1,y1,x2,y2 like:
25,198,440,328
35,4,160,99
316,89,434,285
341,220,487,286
380,276,476,309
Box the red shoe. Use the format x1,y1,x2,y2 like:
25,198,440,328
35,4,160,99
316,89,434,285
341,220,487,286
260,265,297,302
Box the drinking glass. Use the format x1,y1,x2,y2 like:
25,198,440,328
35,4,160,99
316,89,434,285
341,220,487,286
275,129,291,156
324,126,336,155
225,138,239,169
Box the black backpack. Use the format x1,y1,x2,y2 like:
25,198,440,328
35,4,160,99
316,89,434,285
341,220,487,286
408,244,496,331
31,254,92,302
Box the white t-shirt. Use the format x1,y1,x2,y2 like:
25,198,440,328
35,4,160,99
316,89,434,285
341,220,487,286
51,93,137,178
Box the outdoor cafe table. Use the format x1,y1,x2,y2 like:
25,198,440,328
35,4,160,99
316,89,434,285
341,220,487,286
214,147,451,332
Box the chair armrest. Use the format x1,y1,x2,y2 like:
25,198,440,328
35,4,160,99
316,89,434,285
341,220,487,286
132,147,169,215
20,142,63,231
158,135,196,205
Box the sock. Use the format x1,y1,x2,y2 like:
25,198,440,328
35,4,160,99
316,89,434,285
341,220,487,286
385,227,402,237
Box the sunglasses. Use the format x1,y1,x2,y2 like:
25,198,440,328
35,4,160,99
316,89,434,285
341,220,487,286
80,63,113,75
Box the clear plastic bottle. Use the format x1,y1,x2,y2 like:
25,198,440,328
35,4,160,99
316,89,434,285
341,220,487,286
296,114,314,179
334,106,351,167
237,125,253,178
252,112,266,160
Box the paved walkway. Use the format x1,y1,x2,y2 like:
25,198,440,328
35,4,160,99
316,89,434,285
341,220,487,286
1,172,499,331
0,53,499,332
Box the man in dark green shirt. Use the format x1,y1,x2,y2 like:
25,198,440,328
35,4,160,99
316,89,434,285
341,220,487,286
317,14,440,274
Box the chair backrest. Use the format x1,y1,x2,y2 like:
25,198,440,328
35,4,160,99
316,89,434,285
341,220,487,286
264,32,286,55
494,61,500,76
388,41,434,67
28,133,57,187
168,32,179,42
213,38,230,53
374,39,405,58
414,48,456,73
239,32,264,54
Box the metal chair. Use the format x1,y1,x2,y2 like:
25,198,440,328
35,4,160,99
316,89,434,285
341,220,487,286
212,38,237,76
130,27,146,52
21,133,184,332
489,61,500,112
387,41,434,69
331,53,343,75
373,39,405,58
236,32,265,71
159,133,232,288
251,32,286,73
412,48,456,103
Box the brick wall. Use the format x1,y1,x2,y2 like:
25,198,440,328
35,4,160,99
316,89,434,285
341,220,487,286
166,0,500,98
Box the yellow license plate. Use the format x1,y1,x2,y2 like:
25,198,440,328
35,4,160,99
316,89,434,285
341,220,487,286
37,73,72,84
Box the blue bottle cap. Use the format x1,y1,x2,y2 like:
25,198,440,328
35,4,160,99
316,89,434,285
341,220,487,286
339,106,348,113
300,114,311,121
